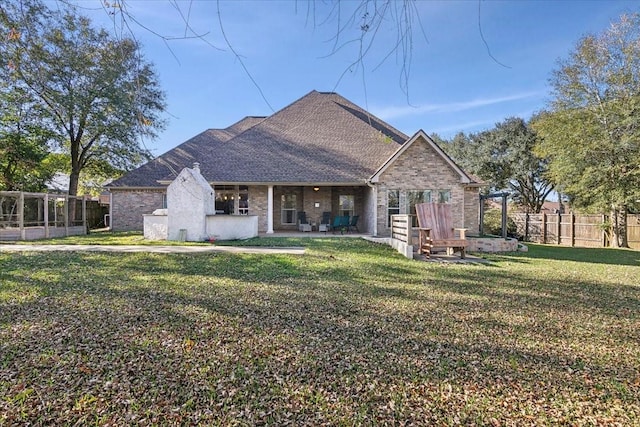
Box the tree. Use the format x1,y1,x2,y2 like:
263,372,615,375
533,13,640,247
0,81,54,191
443,118,554,213
0,0,166,197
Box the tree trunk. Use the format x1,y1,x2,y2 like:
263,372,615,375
68,170,80,197
609,207,629,248
68,170,80,223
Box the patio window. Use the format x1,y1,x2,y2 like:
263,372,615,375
339,195,354,218
407,190,431,227
215,185,235,214
213,185,249,214
239,186,249,215
387,190,400,227
281,194,297,225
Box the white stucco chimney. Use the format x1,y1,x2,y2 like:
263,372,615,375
193,162,200,172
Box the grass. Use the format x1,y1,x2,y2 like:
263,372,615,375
8,230,212,246
1,237,639,425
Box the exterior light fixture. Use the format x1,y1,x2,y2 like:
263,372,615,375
313,187,320,192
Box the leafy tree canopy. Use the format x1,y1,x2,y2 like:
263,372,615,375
532,13,640,247
0,81,54,191
0,0,166,196
442,117,553,213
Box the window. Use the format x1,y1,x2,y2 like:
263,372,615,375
281,194,297,225
387,190,400,227
407,190,431,226
438,190,451,203
215,187,234,214
239,186,249,215
339,195,354,217
213,185,249,214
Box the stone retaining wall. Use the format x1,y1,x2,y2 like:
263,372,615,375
466,237,518,252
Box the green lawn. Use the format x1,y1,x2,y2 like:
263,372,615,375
1,238,638,425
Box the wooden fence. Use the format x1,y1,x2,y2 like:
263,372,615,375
511,212,640,250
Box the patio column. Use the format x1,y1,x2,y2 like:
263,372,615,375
266,185,274,234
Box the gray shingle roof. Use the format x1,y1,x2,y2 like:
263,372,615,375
109,117,259,187
110,91,409,187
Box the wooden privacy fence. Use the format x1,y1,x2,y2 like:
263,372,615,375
0,191,104,241
511,212,640,250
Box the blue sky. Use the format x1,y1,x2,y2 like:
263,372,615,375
64,0,639,156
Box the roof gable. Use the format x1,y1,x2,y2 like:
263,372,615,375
369,130,477,184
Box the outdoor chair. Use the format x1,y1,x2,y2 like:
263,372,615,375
298,211,312,232
415,202,467,259
319,211,331,232
348,215,359,232
331,215,350,234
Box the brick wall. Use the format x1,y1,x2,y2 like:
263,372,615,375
374,135,480,236
247,185,268,233
111,189,165,231
464,187,480,235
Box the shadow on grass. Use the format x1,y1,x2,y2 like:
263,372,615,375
494,243,640,266
2,240,640,424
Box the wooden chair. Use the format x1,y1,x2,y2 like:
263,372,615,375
415,202,468,258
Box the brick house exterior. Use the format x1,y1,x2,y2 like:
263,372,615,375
108,91,483,236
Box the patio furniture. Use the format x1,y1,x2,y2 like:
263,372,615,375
319,212,331,232
298,211,312,232
332,216,350,234
348,215,359,232
415,202,467,259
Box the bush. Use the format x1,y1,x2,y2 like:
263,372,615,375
482,208,518,237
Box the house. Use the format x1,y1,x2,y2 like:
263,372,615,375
108,91,483,237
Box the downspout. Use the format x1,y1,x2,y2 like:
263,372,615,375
366,179,377,236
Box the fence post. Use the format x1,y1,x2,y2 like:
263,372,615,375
570,213,575,247
542,213,547,244
557,212,562,245
19,192,25,240
602,214,608,247
82,195,87,234
44,193,49,238
479,200,485,236
501,196,508,239
406,215,413,246
64,195,69,237
524,213,529,242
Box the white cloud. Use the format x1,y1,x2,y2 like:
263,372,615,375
373,91,544,120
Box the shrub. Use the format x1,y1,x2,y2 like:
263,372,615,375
482,208,518,237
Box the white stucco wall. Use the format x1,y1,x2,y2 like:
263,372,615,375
206,215,258,240
166,166,215,241
143,214,168,240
